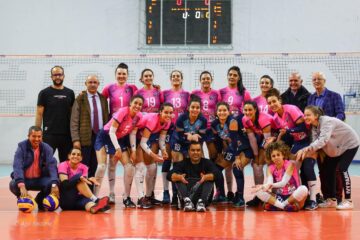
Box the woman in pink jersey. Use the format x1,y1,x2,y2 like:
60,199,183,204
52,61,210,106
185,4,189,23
266,88,318,210
101,63,138,203
58,148,110,213
102,63,138,116
219,66,252,200
254,142,308,211
136,102,174,208
135,68,161,113
94,95,144,208
160,70,190,205
242,100,278,206
253,75,274,114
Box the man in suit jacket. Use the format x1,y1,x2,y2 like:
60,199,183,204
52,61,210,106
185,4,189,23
71,75,109,177
307,72,345,120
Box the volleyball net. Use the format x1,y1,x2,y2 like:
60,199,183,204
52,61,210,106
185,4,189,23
1,52,359,116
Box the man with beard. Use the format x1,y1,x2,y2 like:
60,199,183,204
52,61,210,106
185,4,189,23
35,66,75,162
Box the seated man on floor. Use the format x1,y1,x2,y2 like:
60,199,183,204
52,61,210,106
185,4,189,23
167,141,221,212
9,126,59,210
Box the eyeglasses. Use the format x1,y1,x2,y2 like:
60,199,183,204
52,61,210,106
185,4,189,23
52,73,64,77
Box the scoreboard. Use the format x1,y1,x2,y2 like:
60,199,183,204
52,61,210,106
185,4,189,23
146,0,232,45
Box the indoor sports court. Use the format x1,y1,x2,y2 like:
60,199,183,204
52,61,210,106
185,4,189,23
1,0,360,239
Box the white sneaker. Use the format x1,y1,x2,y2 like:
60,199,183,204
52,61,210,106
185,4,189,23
109,193,116,204
336,200,354,210
183,197,194,212
318,198,337,208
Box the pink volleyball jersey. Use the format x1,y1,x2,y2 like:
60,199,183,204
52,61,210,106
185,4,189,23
135,87,161,113
253,95,270,114
103,107,143,139
138,113,171,134
268,160,300,196
273,104,307,141
242,112,276,136
219,87,251,117
161,89,190,124
58,161,88,179
102,83,137,115
191,89,221,128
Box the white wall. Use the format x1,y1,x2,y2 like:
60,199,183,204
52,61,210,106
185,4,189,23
0,0,360,54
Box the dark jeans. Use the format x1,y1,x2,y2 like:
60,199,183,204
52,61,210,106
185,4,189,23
43,134,72,162
318,146,358,201
175,178,213,205
81,133,98,178
9,177,52,206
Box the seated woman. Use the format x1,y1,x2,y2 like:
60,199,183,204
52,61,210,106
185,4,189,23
254,142,308,211
58,148,110,213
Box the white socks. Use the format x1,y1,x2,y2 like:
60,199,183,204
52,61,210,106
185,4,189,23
135,162,146,199
94,163,107,196
123,163,135,198
145,163,157,197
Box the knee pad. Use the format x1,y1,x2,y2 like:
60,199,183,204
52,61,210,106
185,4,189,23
124,163,135,178
292,185,308,201
96,163,107,178
135,162,146,178
146,163,157,178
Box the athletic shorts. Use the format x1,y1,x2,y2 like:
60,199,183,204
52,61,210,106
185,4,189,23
94,129,130,155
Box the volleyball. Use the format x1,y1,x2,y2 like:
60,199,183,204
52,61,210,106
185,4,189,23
17,197,36,213
42,194,59,211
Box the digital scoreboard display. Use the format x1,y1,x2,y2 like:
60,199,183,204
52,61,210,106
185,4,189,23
146,0,231,45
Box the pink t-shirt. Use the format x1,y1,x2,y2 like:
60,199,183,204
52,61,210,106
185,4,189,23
268,160,300,196
273,104,307,141
161,89,190,124
103,107,143,139
58,161,88,179
102,83,137,115
138,113,171,134
242,112,276,136
135,88,161,113
253,95,270,114
219,87,251,117
191,89,221,128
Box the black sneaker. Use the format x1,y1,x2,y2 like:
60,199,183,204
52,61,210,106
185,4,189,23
149,197,163,206
304,200,318,211
316,193,325,204
123,197,136,208
138,197,152,209
227,191,235,202
246,196,261,207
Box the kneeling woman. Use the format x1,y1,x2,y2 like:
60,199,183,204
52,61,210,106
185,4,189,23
212,102,253,206
137,103,174,208
254,142,308,211
58,148,110,213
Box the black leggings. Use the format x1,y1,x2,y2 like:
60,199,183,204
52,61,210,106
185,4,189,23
318,146,358,200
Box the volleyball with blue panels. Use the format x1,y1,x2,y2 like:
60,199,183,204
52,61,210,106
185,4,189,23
42,194,59,211
17,197,36,213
